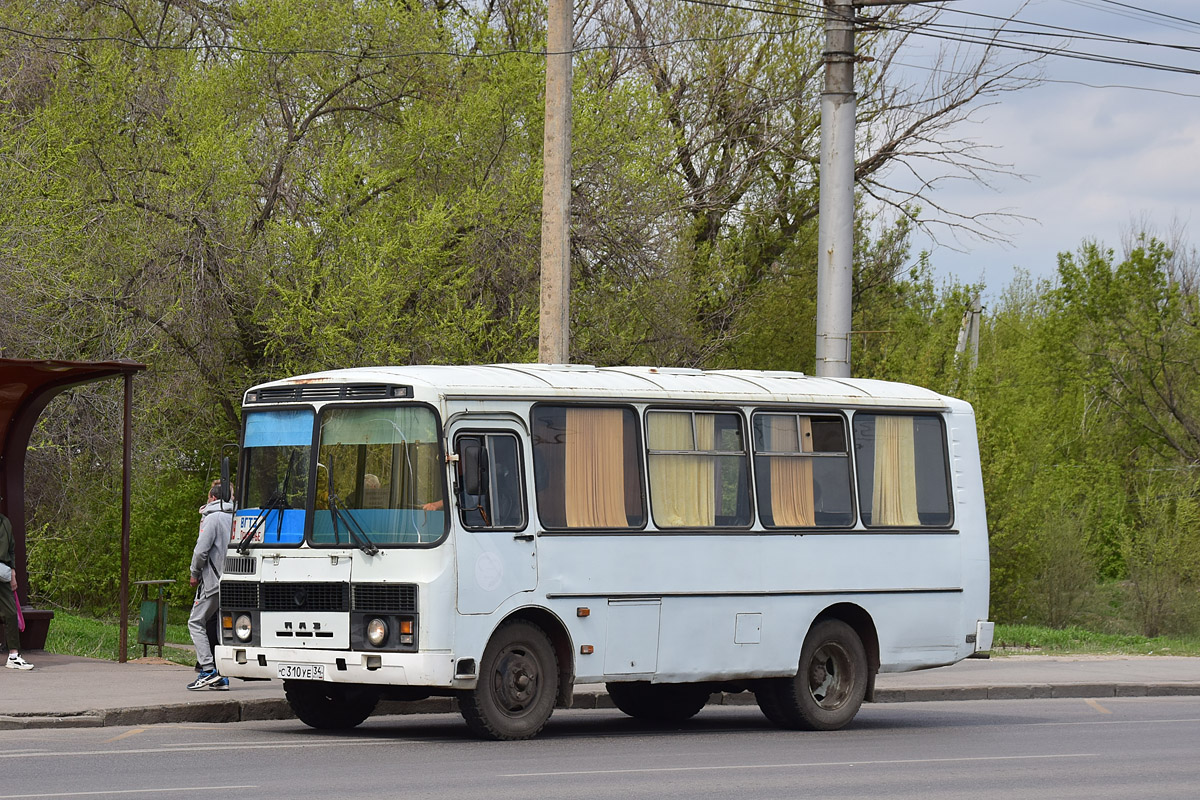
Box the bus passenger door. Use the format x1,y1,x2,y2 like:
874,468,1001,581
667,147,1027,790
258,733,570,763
450,422,537,614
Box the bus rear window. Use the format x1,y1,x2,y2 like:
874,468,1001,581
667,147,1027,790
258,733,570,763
532,405,646,530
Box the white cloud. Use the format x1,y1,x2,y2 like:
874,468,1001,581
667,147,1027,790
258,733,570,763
880,0,1200,291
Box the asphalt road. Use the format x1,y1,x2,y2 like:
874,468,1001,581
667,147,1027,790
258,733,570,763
3,697,1198,799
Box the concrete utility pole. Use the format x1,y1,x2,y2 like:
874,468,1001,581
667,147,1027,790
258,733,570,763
955,292,982,370
815,0,943,378
815,0,856,379
538,0,572,364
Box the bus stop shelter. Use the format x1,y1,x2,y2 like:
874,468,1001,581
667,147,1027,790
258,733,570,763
0,358,146,655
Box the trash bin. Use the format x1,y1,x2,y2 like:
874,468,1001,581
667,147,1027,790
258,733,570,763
134,579,175,657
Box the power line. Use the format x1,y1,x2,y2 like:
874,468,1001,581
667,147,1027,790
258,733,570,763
891,56,1200,99
1095,0,1200,30
3,2,1198,84
925,7,1200,55
870,28,1200,76
677,0,1200,78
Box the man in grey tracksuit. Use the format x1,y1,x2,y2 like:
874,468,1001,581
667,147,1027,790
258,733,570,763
186,480,232,690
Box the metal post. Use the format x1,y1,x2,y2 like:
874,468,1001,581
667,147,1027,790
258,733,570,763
815,0,856,378
118,370,133,663
538,0,573,365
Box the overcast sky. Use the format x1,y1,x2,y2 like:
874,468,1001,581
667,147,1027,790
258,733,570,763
881,0,1200,292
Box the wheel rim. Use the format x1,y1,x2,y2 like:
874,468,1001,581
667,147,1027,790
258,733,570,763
490,644,542,716
807,641,853,710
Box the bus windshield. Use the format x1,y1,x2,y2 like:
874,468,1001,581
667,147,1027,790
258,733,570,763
312,405,447,546
238,408,314,547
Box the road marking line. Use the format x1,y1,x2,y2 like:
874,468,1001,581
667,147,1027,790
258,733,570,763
1028,717,1200,727
502,753,1100,777
0,739,398,760
1086,699,1112,715
0,785,257,799
101,729,145,743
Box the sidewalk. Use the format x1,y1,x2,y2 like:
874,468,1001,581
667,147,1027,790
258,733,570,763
2,653,1199,731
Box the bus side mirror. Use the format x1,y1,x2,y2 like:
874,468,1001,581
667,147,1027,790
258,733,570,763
218,456,232,503
460,439,488,498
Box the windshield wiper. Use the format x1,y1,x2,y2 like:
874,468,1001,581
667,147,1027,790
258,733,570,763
237,449,299,555
320,460,380,557
327,495,380,557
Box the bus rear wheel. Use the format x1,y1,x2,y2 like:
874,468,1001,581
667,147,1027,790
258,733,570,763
606,682,712,723
284,680,379,730
460,620,559,740
756,619,867,731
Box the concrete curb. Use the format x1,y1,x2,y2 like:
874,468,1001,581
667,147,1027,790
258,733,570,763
872,683,1200,703
3,683,1199,731
0,712,104,731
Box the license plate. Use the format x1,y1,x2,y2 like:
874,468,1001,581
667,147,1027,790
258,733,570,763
277,663,325,681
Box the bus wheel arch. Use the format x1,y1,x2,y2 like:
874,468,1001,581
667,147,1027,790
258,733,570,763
497,606,575,708
815,603,879,700
755,604,877,731
458,607,573,740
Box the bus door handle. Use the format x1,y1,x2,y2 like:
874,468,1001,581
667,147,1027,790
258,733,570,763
513,533,535,542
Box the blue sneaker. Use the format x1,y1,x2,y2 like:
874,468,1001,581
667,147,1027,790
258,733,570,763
187,669,221,690
208,676,230,690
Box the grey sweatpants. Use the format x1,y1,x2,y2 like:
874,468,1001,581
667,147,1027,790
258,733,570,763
188,591,220,671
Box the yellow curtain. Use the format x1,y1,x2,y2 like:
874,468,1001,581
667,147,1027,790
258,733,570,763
872,416,919,525
565,408,629,528
770,415,815,527
648,412,715,527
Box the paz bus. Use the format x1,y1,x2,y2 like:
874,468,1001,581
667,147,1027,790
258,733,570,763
215,364,993,740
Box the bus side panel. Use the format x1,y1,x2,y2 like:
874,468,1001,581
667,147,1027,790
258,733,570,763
870,592,970,672
538,531,967,684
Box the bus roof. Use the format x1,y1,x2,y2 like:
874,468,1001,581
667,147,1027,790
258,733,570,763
245,364,959,410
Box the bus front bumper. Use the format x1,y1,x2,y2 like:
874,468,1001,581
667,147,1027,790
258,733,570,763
214,645,468,688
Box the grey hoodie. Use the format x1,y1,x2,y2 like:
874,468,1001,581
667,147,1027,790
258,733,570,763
191,498,233,598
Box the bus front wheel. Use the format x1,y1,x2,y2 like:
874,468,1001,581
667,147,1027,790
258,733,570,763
756,619,867,731
460,620,559,740
284,680,379,730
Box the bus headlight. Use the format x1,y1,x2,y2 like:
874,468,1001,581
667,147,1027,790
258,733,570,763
366,618,388,647
234,614,253,643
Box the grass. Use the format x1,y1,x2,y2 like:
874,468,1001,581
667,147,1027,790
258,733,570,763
43,609,197,665
36,614,1200,662
993,624,1200,657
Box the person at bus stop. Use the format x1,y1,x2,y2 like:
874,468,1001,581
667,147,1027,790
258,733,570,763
186,480,232,690
193,494,220,673
1,497,34,670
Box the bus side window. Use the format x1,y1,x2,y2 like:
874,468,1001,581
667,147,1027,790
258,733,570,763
531,405,646,530
752,412,854,528
455,432,527,531
646,410,751,529
852,413,952,527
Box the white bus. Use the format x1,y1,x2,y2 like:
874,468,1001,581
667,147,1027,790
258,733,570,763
216,364,993,740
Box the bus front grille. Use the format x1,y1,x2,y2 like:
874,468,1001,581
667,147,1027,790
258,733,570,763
261,582,350,613
353,583,418,613
220,582,259,609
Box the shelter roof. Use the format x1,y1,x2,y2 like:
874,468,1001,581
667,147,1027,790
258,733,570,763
1,358,146,455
